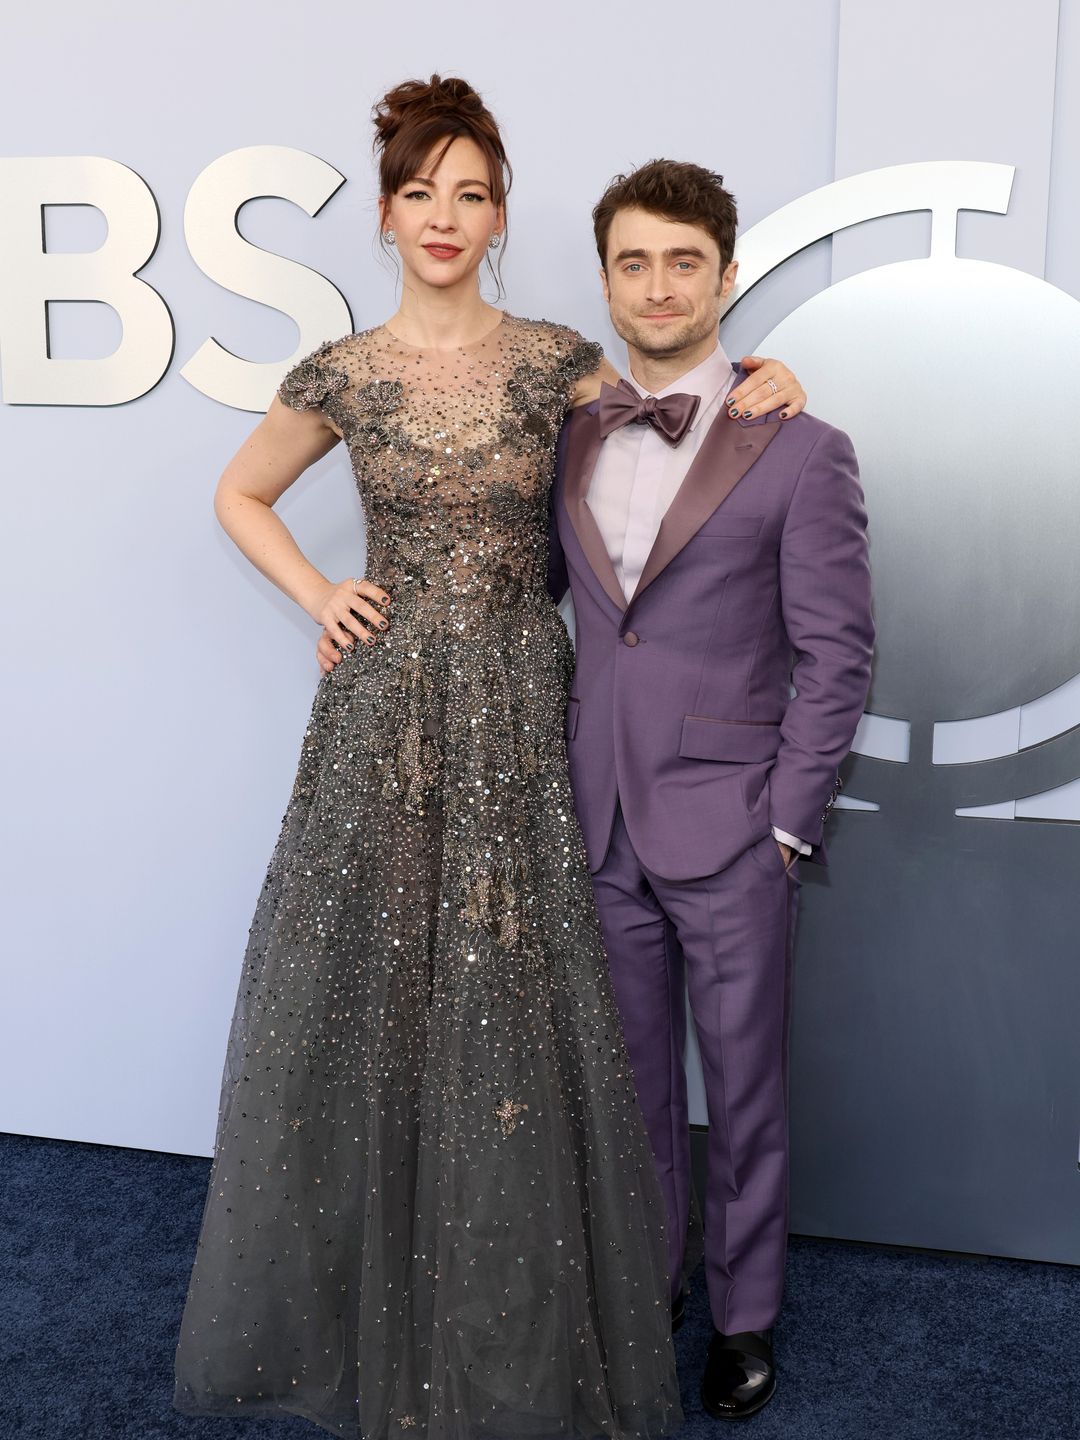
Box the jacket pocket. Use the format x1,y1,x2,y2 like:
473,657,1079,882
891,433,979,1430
566,697,580,741
693,513,765,538
678,714,782,763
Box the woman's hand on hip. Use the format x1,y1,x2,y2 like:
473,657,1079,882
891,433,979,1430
309,578,391,659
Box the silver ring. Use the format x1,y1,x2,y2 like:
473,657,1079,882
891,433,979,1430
351,577,362,596
767,378,779,395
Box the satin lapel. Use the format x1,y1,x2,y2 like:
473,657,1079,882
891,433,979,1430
560,404,627,613
629,416,782,605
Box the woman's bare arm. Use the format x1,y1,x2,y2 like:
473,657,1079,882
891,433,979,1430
569,353,807,418
570,355,621,406
215,398,390,647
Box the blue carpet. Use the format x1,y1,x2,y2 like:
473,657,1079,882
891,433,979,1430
1,1132,1077,1439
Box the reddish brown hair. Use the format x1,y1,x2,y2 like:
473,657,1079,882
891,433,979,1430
592,159,738,271
373,75,512,211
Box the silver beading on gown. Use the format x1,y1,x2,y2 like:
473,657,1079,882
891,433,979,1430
173,315,682,1439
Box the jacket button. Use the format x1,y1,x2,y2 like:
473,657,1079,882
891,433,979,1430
623,631,639,647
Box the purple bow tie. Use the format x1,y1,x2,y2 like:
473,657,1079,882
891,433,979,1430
597,378,701,446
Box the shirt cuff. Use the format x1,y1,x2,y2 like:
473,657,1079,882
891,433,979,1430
772,826,811,856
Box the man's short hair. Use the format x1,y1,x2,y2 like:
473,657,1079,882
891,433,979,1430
592,159,738,272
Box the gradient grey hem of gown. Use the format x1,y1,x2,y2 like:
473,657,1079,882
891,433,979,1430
173,316,683,1439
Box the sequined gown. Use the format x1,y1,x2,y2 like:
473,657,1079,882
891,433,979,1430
173,315,682,1440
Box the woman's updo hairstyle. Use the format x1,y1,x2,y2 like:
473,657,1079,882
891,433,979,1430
373,75,512,289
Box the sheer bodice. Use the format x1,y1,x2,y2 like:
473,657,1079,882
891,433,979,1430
281,314,591,609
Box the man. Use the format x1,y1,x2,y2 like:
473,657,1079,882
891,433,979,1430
547,160,873,1420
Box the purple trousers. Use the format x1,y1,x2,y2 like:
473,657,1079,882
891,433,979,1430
592,805,799,1335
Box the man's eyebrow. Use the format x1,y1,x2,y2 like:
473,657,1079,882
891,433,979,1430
611,246,709,262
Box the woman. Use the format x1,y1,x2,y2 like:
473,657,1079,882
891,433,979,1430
173,76,803,1439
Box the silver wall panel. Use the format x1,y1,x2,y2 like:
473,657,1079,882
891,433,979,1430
752,0,1080,1262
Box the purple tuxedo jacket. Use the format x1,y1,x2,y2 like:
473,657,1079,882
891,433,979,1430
548,388,875,882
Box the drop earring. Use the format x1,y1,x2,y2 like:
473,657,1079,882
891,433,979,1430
385,229,396,246
489,233,501,249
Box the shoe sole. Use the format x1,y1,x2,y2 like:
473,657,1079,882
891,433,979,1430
699,1374,777,1422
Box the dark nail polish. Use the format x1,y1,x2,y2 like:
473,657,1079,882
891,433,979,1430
743,410,753,419
379,620,387,629
729,407,739,418
780,410,789,420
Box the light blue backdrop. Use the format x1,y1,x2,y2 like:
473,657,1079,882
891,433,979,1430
1,1,1075,1238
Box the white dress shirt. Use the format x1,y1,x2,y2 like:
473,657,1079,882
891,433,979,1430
585,344,809,857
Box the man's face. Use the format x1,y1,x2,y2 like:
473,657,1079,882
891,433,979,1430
601,206,737,362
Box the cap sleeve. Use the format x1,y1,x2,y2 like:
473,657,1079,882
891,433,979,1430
276,339,350,413
552,326,604,388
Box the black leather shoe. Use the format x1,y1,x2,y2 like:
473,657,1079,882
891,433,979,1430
700,1328,776,1420
671,1291,686,1334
